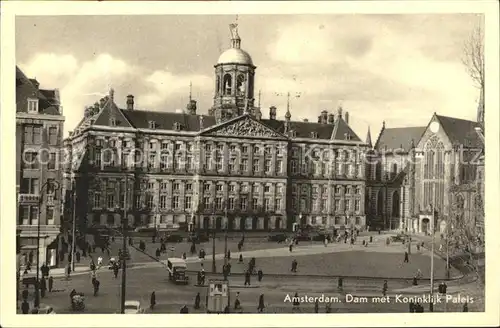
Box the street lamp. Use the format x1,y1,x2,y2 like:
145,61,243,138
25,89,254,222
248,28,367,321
70,178,77,272
446,222,454,279
34,180,60,309
119,175,129,314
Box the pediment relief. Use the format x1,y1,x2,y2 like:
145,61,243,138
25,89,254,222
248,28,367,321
202,116,284,139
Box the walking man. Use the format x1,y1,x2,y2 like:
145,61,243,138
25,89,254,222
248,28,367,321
244,270,251,286
404,251,409,263
257,294,265,313
150,291,156,310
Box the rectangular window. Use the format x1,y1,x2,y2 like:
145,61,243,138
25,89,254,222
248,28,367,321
135,195,142,209
23,152,38,169
48,152,56,170
148,182,155,190
203,183,210,192
148,154,156,169
28,99,39,113
30,206,39,225
149,142,155,150
216,184,223,192
161,142,169,149
242,146,248,154
48,127,58,145
252,184,259,194
344,199,350,212
203,197,211,209
252,198,259,211
334,200,340,212
265,160,272,173
228,158,236,172
264,185,271,193
107,195,114,208
291,160,297,174
264,198,271,211
216,156,223,171
172,196,179,210
253,159,260,172
173,183,180,191
322,217,327,225
93,193,101,208
185,196,192,210
292,185,297,194
23,125,33,144
300,198,307,211
32,126,41,144
186,157,193,170
20,178,39,194
277,185,283,194
253,146,260,155
321,199,327,212
311,217,317,225
275,199,281,211
240,159,248,172
291,198,297,211
240,197,247,210
241,184,248,193
160,195,167,209
145,195,154,209
215,197,222,210
229,184,235,192
160,182,168,190
186,183,192,191
355,200,361,212
228,198,235,210
276,160,283,174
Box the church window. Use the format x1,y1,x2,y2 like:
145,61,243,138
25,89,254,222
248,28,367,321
223,74,232,95
216,76,220,94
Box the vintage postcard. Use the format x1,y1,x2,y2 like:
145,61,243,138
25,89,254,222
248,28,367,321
1,1,499,327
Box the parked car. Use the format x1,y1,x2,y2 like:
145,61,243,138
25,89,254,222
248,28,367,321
187,232,210,243
164,234,183,243
311,233,326,242
295,232,311,241
268,233,287,242
123,300,145,314
37,305,56,314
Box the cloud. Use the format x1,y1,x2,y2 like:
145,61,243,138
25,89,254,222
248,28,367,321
19,53,212,136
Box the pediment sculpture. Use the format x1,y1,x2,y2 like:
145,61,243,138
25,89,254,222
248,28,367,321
210,117,282,138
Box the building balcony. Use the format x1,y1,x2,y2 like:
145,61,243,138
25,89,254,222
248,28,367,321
18,194,57,205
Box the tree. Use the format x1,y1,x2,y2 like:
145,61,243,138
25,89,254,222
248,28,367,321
462,25,484,90
448,192,484,286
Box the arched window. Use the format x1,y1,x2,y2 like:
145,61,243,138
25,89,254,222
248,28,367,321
392,190,400,218
377,190,384,216
237,74,245,95
223,74,232,95
455,194,465,210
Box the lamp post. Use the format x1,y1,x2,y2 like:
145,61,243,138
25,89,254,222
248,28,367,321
70,178,77,272
429,182,437,312
120,175,129,314
34,180,60,309
224,205,228,266
211,227,216,273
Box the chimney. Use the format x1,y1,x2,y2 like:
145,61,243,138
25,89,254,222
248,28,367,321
328,113,335,124
321,110,328,124
126,95,135,110
345,111,350,124
269,106,277,120
255,108,262,120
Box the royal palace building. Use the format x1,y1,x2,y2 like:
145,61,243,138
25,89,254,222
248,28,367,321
63,25,369,234
16,67,65,267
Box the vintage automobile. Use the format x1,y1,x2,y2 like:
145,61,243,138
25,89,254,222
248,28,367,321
187,232,210,243
267,233,287,243
164,234,184,243
123,300,145,314
164,258,189,284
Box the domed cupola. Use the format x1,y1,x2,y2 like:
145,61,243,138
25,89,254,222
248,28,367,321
212,23,256,122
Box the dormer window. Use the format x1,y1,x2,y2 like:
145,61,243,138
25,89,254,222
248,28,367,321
27,98,39,113
173,122,181,131
149,121,156,129
110,118,116,126
311,132,318,139
289,130,296,138
344,133,352,141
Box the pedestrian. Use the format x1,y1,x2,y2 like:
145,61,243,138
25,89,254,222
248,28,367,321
244,270,251,286
194,292,200,309
227,250,231,260
76,251,81,263
234,292,241,310
239,254,243,263
412,276,418,286
113,265,119,278
21,300,30,314
156,248,161,258
112,236,115,243
182,252,187,260
417,244,421,251
383,280,388,296
93,279,100,296
257,269,263,282
190,243,196,255
223,264,229,280
238,241,243,252
197,271,202,285
338,277,343,290
48,276,54,292
292,292,300,311
29,251,34,264
82,247,87,258
152,236,156,244
463,302,468,312
439,244,443,252
40,277,47,298
97,256,103,268
68,253,72,264
325,302,332,313
257,294,265,313
289,244,293,252
101,246,105,253
150,291,156,310
91,270,97,285
66,263,71,277
404,251,409,263
314,299,319,313
409,301,415,313
291,259,297,273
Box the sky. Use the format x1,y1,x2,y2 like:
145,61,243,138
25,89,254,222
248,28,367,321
16,14,483,139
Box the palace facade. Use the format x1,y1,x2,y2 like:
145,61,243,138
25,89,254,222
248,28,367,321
16,67,65,267
63,25,369,233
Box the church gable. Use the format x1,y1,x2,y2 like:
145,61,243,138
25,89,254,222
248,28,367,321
93,97,134,128
416,115,453,150
200,115,287,139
